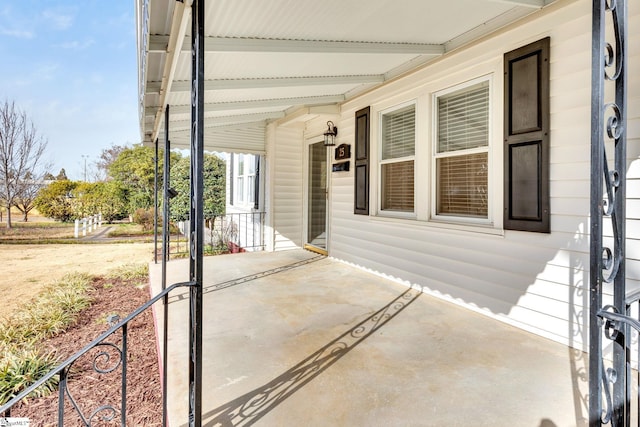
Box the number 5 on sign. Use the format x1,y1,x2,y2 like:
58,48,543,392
334,144,351,161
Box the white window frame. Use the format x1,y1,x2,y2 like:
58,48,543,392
234,154,256,208
431,75,493,225
377,100,417,219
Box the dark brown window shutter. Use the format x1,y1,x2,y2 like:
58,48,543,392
354,106,370,215
504,37,550,232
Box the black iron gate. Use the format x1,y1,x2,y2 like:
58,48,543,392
589,0,631,425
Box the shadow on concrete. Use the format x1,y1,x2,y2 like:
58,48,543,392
166,254,325,304
196,287,421,427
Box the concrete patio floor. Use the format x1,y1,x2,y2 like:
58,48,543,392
150,249,589,427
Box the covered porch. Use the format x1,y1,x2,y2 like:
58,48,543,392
138,0,637,424
151,250,588,426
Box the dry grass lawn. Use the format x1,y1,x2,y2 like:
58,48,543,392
0,242,155,316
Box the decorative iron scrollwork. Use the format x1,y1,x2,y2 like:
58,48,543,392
604,0,623,82
89,405,118,425
598,0,625,286
59,340,125,425
0,281,195,425
601,365,614,424
590,0,629,426
92,342,124,374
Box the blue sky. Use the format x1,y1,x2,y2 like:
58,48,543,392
0,1,140,181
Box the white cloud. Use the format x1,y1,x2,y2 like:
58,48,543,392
57,39,95,50
32,63,60,81
0,7,35,39
0,6,76,40
42,9,73,30
0,26,34,39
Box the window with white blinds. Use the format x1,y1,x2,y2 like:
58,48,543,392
380,104,415,213
435,80,489,218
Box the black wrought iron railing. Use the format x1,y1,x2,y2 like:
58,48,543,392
0,280,195,425
169,212,266,258
210,212,265,252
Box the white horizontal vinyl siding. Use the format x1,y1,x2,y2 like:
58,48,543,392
204,125,266,155
325,0,639,352
269,125,304,251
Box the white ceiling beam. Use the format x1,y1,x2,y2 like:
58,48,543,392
148,95,344,116
150,0,191,143
487,0,545,8
149,35,445,55
169,111,285,133
160,121,267,135
145,75,385,94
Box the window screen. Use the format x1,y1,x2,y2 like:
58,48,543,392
436,81,489,218
380,104,415,213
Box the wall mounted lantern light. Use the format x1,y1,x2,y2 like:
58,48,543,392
323,121,338,147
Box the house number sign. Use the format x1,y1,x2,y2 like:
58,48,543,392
334,144,351,161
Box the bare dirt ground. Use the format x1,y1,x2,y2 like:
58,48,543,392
0,243,155,315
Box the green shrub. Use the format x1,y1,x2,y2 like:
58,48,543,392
132,208,155,231
0,273,95,405
0,344,60,405
0,273,93,344
107,262,149,281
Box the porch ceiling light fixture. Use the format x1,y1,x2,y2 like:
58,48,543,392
323,121,338,147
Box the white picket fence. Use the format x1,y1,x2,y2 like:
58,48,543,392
74,214,102,238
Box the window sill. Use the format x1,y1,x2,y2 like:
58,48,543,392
377,211,416,220
368,214,504,237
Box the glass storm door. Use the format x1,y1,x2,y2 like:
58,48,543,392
307,141,328,252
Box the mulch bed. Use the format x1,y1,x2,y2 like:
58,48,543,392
7,277,162,426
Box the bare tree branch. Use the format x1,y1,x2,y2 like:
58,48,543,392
0,100,49,227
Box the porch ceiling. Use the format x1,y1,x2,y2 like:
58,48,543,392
137,0,557,152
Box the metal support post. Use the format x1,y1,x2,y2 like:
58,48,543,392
162,105,171,427
163,105,171,270
189,0,205,425
589,0,628,425
154,138,159,264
